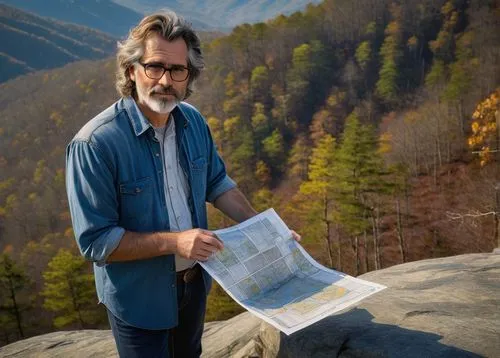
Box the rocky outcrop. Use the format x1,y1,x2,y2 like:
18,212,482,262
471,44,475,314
261,253,500,357
0,330,116,358
0,312,261,358
1,253,498,357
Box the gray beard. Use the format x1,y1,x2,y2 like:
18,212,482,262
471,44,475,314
138,91,179,114
150,97,179,114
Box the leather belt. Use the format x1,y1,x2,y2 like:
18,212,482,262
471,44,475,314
176,264,201,284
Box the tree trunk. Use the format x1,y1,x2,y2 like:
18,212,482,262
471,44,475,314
396,198,407,263
495,110,500,248
364,230,369,273
458,100,465,136
336,224,342,271
68,278,85,329
8,275,24,338
354,236,359,276
436,111,442,168
433,142,438,187
324,196,334,268
495,185,499,248
372,206,381,270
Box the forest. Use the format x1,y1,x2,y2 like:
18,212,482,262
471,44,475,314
0,0,499,346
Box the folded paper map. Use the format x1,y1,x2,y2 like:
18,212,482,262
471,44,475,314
199,208,386,335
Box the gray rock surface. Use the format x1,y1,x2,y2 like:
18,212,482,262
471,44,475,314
261,253,500,358
0,330,117,358
201,312,262,357
1,253,498,358
0,312,261,358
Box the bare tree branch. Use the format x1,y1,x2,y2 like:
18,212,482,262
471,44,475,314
446,210,498,221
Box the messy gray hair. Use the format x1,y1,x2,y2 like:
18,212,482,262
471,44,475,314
116,10,204,99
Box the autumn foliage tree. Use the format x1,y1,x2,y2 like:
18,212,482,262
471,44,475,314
467,88,500,247
293,134,338,268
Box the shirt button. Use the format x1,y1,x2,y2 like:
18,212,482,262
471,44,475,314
171,284,175,288
155,153,160,157
169,186,174,191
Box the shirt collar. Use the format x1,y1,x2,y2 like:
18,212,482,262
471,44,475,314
123,96,152,137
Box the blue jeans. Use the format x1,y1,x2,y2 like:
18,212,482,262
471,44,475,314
107,267,207,358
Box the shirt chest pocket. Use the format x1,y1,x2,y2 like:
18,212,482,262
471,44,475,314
190,157,208,200
119,177,153,222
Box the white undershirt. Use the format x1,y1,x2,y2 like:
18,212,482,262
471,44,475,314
153,117,196,272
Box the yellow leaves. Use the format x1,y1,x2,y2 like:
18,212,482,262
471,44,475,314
479,146,491,167
54,168,65,187
255,160,271,185
0,177,14,192
64,227,74,239
33,160,46,184
407,36,418,48
378,132,393,154
50,111,64,128
471,121,480,133
223,116,239,135
403,111,419,124
326,91,345,107
441,1,454,17
385,21,400,36
468,88,500,166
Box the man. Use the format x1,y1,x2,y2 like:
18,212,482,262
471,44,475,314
66,11,300,358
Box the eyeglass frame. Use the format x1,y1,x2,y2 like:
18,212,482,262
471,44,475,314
137,62,191,82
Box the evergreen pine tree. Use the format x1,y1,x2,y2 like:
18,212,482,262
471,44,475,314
334,113,390,273
0,252,30,341
41,249,100,329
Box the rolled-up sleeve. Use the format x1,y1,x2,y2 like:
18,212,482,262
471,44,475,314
204,124,236,203
66,140,124,265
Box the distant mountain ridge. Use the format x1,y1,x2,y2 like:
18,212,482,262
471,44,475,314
0,0,142,37
112,0,323,28
0,0,323,33
0,4,115,83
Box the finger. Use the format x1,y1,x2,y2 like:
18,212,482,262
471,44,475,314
197,246,216,257
194,252,212,261
194,254,207,261
201,235,224,251
291,230,302,242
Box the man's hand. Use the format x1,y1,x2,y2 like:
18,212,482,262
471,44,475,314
175,229,224,261
291,230,302,242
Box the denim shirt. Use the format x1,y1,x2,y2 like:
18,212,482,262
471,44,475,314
65,96,236,329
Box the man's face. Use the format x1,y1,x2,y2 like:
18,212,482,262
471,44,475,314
129,34,189,115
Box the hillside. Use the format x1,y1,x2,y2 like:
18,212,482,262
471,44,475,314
0,4,115,82
0,0,498,348
0,0,142,37
112,0,323,28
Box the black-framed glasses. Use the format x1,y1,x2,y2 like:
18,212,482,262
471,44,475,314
138,62,190,82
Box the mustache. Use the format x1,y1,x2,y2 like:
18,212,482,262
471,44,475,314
149,86,179,96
